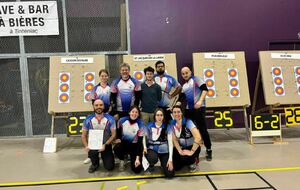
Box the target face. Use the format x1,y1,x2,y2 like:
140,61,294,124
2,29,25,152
275,87,284,95
85,93,91,101
228,69,237,77
60,84,69,92
207,89,215,97
204,69,214,78
206,79,214,87
230,88,240,97
229,79,238,87
59,93,69,102
274,77,283,85
60,73,69,82
134,71,144,80
85,83,94,91
85,73,95,81
295,67,300,75
272,68,281,76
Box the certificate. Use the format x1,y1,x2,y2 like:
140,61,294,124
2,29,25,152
88,129,104,150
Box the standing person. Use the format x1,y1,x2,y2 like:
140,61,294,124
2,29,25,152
141,66,162,126
169,105,202,172
113,105,144,173
143,108,174,178
111,63,141,121
81,99,116,173
89,69,111,113
177,67,212,161
154,61,182,124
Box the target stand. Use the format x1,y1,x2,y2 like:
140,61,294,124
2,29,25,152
123,53,179,107
251,51,300,143
193,52,251,139
48,55,106,138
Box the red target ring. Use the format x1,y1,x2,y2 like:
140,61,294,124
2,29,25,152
229,79,238,87
274,77,283,85
85,73,95,81
295,67,300,75
297,76,300,84
272,68,281,76
204,69,213,78
230,88,240,97
60,84,69,92
207,89,215,97
85,93,91,101
228,69,237,77
60,73,69,82
275,87,284,95
206,79,214,87
59,93,69,102
85,83,94,91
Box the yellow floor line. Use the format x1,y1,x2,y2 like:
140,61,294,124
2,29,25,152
1,166,300,187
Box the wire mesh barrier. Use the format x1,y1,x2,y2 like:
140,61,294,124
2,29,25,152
0,0,128,137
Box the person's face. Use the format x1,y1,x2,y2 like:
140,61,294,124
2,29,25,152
181,68,192,81
155,110,164,123
145,71,154,81
120,66,130,79
93,100,104,114
99,72,108,84
172,107,182,121
156,63,165,75
129,108,139,120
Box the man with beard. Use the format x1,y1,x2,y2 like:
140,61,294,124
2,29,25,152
81,99,116,173
177,67,212,161
154,61,182,123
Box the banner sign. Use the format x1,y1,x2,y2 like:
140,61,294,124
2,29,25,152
0,1,59,36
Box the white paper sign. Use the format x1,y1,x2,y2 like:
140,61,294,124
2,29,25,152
271,53,300,60
0,1,59,36
142,155,150,171
88,130,104,150
43,137,57,153
61,57,94,64
133,54,165,62
204,53,235,59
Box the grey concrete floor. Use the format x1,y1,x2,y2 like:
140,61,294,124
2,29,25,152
0,127,300,190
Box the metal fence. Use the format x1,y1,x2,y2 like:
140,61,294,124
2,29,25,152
0,0,129,137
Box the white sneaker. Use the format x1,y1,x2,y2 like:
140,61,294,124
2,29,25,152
119,160,125,171
189,163,197,172
83,158,91,164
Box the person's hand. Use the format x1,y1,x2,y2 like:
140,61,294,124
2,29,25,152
114,114,119,121
135,157,141,167
143,148,147,154
99,144,106,152
84,146,90,152
166,160,173,171
178,149,184,156
168,94,173,99
182,149,194,156
114,139,121,144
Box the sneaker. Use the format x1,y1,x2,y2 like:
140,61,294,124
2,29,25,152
88,164,99,173
83,158,91,164
206,150,212,161
189,163,197,172
119,160,125,171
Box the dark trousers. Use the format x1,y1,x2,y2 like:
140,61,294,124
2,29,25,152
113,142,143,174
173,146,201,171
145,149,175,178
88,144,115,171
159,106,172,124
185,107,212,150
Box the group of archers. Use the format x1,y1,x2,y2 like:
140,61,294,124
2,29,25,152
81,61,212,178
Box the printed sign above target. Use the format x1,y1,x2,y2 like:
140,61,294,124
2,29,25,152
259,51,300,105
193,52,250,107
48,55,106,113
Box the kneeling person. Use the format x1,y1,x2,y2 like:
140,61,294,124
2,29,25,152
81,99,116,173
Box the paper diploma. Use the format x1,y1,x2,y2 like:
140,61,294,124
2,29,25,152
88,129,104,150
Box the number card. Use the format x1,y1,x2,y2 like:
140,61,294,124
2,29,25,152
284,107,300,126
214,110,233,128
67,115,86,136
250,114,281,138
